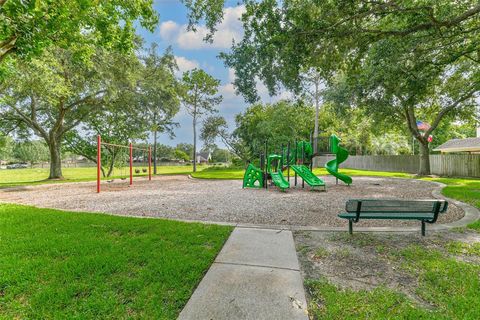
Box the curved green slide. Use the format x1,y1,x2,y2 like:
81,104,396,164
325,135,352,185
291,165,325,190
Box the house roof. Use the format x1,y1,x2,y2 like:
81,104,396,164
433,137,480,153
196,152,211,159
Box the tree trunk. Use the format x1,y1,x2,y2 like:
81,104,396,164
48,139,63,179
418,139,431,175
193,117,197,173
153,129,157,175
106,156,115,177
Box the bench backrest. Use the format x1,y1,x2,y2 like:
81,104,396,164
346,199,448,214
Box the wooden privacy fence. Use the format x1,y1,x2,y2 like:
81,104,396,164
313,154,480,178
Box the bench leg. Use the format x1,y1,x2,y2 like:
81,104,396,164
421,221,426,236
349,220,353,235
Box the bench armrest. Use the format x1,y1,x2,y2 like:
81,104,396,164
426,201,443,224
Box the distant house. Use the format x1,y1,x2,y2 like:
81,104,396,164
433,137,480,154
195,152,212,163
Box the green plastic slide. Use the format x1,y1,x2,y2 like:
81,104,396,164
267,154,290,191
325,135,352,185
243,163,264,188
291,165,325,190
270,171,289,191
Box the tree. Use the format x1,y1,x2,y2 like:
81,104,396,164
300,69,324,153
0,0,158,66
180,69,222,172
200,115,249,161
174,149,190,162
185,0,480,175
140,44,181,174
0,47,138,179
0,134,13,162
176,143,194,160
233,100,315,157
13,140,49,167
64,93,149,178
211,147,231,163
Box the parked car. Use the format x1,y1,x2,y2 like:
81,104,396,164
6,163,28,169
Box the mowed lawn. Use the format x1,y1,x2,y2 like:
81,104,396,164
0,204,232,319
0,165,204,188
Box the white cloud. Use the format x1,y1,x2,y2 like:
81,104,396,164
174,56,199,76
159,20,180,41
227,68,236,82
159,5,246,50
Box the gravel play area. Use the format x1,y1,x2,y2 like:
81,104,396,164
0,175,464,228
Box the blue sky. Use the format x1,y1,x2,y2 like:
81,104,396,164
137,0,286,148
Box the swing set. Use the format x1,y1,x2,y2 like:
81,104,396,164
96,135,152,193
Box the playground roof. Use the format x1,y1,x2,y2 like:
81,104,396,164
433,137,480,153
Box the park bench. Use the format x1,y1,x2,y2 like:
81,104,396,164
338,199,448,236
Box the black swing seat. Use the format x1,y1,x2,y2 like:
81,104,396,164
338,199,448,236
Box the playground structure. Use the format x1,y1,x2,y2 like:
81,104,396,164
96,135,152,193
243,134,352,192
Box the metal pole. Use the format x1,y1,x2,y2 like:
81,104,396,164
294,140,297,187
264,140,268,189
129,142,133,186
148,146,152,181
97,135,101,193
302,142,305,188
287,142,290,184
153,129,157,175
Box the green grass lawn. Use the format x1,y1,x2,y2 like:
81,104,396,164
0,204,232,319
306,239,480,319
0,165,203,188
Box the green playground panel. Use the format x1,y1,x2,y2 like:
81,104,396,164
243,163,264,188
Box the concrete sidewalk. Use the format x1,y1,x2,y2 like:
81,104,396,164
178,227,309,320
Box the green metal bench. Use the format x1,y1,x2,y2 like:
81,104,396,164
338,199,448,236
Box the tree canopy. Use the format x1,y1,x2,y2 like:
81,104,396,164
184,0,480,174
0,0,158,67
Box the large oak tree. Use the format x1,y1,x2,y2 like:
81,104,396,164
0,47,138,179
183,0,480,175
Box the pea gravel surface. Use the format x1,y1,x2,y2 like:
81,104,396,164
0,175,464,228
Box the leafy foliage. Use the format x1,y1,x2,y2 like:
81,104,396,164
13,140,48,167
185,1,480,175
233,100,314,157
0,0,158,66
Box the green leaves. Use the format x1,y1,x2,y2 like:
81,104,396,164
0,0,159,67
181,68,223,118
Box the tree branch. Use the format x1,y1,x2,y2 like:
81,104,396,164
425,87,479,136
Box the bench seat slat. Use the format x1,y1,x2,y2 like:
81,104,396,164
338,212,435,220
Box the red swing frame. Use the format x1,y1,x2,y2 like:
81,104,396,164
96,135,151,193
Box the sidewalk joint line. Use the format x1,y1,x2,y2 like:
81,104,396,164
214,260,300,272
